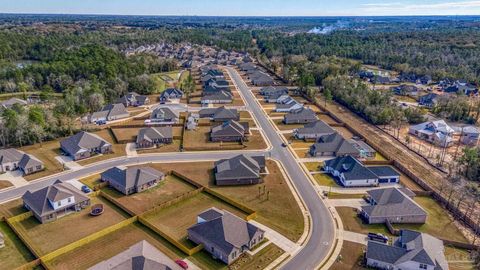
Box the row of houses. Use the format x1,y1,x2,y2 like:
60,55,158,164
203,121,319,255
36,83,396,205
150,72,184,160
238,62,274,86
200,66,233,105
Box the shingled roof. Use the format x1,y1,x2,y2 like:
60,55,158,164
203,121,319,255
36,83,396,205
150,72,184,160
324,155,378,181
211,120,247,138
101,166,164,191
188,208,264,254
310,133,359,156
295,120,336,136
136,127,173,144
60,131,111,156
214,155,265,182
0,148,25,165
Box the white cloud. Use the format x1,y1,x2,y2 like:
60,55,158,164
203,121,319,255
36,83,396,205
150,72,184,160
360,1,480,15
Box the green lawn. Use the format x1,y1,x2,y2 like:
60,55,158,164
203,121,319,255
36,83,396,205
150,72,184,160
0,221,36,270
314,173,341,187
303,162,322,172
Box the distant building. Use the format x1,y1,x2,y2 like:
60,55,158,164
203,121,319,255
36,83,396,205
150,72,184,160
101,166,164,195
201,90,233,105
187,208,265,265
283,108,318,124
418,93,440,108
366,230,448,270
90,103,130,123
409,120,455,147
116,92,149,107
461,126,480,146
22,180,90,223
160,88,183,103
60,131,112,161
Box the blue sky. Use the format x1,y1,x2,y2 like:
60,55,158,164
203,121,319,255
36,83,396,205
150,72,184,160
1,0,480,16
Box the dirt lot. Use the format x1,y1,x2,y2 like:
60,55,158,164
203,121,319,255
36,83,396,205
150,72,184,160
183,127,267,151
0,221,36,270
144,192,249,248
46,223,183,270
101,175,198,215
19,140,64,181
330,240,366,270
13,196,129,255
76,129,127,166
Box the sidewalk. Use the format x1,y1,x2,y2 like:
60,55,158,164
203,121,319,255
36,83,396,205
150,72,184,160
341,231,368,245
327,198,368,209
248,220,300,255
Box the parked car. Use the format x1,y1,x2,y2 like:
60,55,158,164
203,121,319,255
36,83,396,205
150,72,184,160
175,259,188,269
81,185,92,193
368,232,388,243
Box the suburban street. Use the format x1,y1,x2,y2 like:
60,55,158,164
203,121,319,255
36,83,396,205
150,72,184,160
226,67,335,270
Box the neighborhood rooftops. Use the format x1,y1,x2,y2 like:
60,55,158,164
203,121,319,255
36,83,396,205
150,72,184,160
214,154,265,183
362,188,426,220
324,155,377,181
310,133,359,156
90,103,129,122
136,127,173,144
60,131,111,156
295,120,336,138
101,166,164,192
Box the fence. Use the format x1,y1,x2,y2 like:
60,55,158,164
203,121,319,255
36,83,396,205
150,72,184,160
99,191,137,217
6,212,43,258
203,188,257,220
142,188,205,218
14,259,42,270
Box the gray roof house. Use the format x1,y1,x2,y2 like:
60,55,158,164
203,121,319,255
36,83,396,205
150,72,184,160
294,120,336,140
89,240,182,270
366,230,448,270
323,155,379,187
0,148,44,175
275,98,303,112
210,120,249,142
136,127,173,149
22,180,90,223
116,92,150,107
309,133,359,157
409,120,455,147
199,106,239,122
214,154,266,186
283,108,318,124
201,90,233,104
60,131,112,161
160,88,184,103
0,98,28,109
367,166,401,183
360,187,427,224
419,93,440,108
259,86,289,97
187,208,265,265
461,126,480,146
90,103,130,123
101,166,165,195
150,107,179,124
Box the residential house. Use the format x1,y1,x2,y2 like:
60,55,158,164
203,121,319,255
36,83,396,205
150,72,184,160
409,120,455,147
360,187,426,224
418,75,433,85
251,73,274,86
150,107,179,124
22,180,90,223
101,166,164,195
461,126,480,146
350,140,377,159
283,108,318,124
136,127,173,148
90,103,130,123
419,93,440,108
0,98,27,110
60,131,112,161
210,120,249,142
259,86,288,97
187,208,265,265
0,148,44,175
160,88,183,103
199,106,239,122
309,133,359,157
89,240,183,270
265,93,290,103
390,85,418,96
372,75,391,84
275,98,303,113
116,92,149,107
323,155,379,187
187,113,199,130
214,154,266,186
294,120,336,141
366,230,448,270
201,90,233,105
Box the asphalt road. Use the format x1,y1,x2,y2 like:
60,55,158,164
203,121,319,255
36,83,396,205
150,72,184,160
226,67,335,270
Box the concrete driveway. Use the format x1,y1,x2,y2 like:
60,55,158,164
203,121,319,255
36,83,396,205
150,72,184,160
0,171,28,188
327,199,368,209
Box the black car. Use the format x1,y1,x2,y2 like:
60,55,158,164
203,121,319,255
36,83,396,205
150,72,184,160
367,232,388,243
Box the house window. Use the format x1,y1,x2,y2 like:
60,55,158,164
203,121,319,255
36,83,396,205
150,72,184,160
68,198,71,203
211,247,215,253
58,201,61,207
419,264,427,269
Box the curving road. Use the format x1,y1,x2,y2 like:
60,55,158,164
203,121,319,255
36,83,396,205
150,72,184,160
0,67,336,270
225,67,335,270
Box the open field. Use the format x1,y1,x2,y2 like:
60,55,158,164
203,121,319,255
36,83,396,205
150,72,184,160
0,221,36,270
336,196,469,243
13,196,129,255
101,174,197,215
330,240,366,270
151,70,187,93
46,223,183,270
19,140,64,181
183,127,267,151
144,192,249,248
76,129,127,166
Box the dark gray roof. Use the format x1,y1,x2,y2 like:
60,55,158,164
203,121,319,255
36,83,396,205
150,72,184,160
22,180,89,217
201,90,233,102
284,108,318,122
214,154,265,181
311,133,359,156
93,103,129,119
18,154,44,170
0,148,25,164
188,208,264,254
296,120,336,136
368,166,400,178
160,88,183,99
136,127,173,144
60,131,111,156
198,207,224,221
101,166,164,190
324,155,378,181
151,107,179,120
362,188,427,219
211,120,247,138
366,230,448,270
199,106,238,120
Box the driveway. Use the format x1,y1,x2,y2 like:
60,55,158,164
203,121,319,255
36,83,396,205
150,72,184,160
327,199,368,209
341,231,368,245
248,220,300,255
0,171,28,188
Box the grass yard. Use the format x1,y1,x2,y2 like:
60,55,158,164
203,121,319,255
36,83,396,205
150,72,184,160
330,240,366,270
79,174,102,189
20,140,64,181
102,175,197,215
303,162,322,172
373,152,388,161
229,243,284,270
272,119,304,131
317,114,341,125
294,149,309,158
333,126,355,139
0,221,36,270
444,246,474,270
314,173,340,187
144,192,249,248
76,129,127,166
111,128,140,142
0,180,12,190
151,70,183,93
335,207,391,236
14,196,129,255
45,223,183,270
183,127,267,151
0,199,28,219
136,139,182,154
327,193,366,200
149,162,214,184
